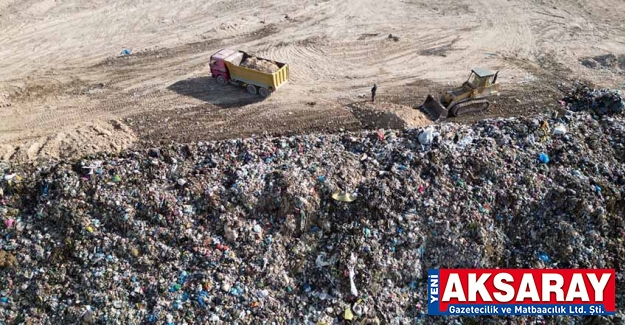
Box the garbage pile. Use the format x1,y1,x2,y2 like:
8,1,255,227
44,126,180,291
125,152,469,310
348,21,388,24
580,54,625,71
0,108,624,324
561,83,624,116
240,56,280,73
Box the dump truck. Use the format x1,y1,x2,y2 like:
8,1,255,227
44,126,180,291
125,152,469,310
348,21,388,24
418,68,500,121
210,48,289,97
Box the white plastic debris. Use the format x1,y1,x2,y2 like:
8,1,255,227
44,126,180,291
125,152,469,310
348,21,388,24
418,126,439,146
348,253,359,297
553,124,567,135
315,255,331,268
257,289,269,299
457,133,473,149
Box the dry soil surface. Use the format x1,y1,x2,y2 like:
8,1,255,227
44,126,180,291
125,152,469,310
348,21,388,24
1,0,624,161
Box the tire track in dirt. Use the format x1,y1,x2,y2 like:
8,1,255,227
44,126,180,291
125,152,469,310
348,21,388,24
257,38,334,83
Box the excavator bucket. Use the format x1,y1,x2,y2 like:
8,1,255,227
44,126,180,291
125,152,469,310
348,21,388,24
419,95,449,122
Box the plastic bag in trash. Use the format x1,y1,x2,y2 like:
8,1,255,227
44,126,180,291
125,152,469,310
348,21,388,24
418,126,438,146
553,124,567,135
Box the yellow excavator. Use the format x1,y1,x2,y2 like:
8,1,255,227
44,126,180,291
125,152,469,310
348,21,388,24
418,68,500,121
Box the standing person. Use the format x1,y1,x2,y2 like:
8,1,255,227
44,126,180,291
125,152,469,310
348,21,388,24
371,84,377,103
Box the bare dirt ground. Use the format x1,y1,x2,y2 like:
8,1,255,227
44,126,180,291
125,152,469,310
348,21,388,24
1,0,624,161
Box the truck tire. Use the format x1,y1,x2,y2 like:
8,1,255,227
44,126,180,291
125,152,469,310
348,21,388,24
216,75,226,85
246,84,257,95
258,87,270,98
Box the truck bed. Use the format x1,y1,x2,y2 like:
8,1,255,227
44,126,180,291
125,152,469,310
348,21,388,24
224,51,289,91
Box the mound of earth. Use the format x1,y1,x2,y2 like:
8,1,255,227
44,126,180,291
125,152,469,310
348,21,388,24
349,101,432,129
0,120,136,162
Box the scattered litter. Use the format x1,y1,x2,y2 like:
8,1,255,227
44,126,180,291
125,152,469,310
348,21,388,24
332,190,357,202
388,34,400,42
344,307,354,320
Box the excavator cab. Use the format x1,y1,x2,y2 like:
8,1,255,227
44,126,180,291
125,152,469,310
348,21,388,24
419,68,500,121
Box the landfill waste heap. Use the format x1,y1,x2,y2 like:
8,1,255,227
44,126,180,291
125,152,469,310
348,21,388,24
0,86,624,324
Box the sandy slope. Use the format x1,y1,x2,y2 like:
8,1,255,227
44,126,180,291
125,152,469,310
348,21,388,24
1,0,624,161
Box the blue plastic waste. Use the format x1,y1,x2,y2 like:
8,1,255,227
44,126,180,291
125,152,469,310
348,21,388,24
538,252,550,263
120,49,131,56
197,291,209,307
179,271,188,284
539,152,549,164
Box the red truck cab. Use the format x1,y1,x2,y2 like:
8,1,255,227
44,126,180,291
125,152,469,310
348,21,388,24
210,48,239,85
